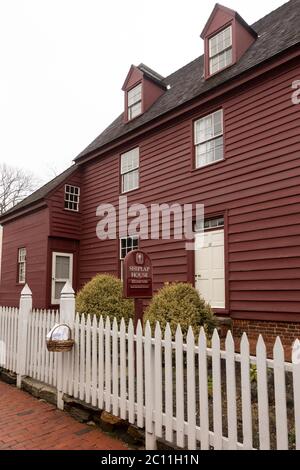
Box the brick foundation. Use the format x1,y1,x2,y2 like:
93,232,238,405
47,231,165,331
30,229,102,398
233,319,300,346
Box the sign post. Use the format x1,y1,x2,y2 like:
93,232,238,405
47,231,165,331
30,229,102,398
123,250,153,330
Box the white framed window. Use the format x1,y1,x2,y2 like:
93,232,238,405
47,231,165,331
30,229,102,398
204,217,224,230
64,185,80,212
194,110,224,168
18,248,26,284
209,26,232,75
127,84,142,120
121,148,139,193
120,236,139,280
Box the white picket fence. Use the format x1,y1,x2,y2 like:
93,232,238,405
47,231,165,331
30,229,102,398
0,283,300,450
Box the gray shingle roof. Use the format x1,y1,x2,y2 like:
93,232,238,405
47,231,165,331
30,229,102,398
75,0,300,161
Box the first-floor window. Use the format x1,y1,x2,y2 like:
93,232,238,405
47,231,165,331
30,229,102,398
120,236,139,279
18,248,26,284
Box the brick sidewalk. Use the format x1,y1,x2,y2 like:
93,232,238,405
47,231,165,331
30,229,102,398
0,381,128,450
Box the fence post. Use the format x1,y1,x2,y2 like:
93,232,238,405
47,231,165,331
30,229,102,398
16,284,32,388
57,281,75,410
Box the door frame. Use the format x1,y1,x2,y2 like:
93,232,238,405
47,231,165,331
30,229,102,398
51,251,73,305
189,210,229,315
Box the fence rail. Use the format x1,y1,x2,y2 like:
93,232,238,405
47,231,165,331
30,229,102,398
0,283,300,450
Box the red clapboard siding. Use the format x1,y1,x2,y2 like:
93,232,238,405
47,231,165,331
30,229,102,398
0,208,49,308
47,170,81,239
78,60,300,321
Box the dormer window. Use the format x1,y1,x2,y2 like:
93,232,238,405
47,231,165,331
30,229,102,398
127,84,142,120
209,26,232,75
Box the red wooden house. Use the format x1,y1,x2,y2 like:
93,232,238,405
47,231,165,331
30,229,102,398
1,1,300,344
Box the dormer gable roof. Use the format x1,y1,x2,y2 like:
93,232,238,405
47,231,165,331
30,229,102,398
200,3,257,40
122,64,166,91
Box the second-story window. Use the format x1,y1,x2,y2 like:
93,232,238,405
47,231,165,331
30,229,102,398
127,84,142,120
121,148,139,193
209,26,232,75
64,185,80,211
18,247,26,284
194,110,224,168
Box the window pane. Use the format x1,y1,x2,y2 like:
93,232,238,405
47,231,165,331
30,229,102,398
196,136,223,168
55,281,66,300
129,102,142,119
121,148,139,174
128,84,142,106
55,256,70,279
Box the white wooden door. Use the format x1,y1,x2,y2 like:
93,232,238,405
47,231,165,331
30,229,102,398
51,252,73,304
195,229,225,309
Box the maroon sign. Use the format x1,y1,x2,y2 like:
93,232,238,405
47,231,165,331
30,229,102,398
123,250,153,299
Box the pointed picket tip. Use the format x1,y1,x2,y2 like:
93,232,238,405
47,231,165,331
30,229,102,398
136,319,143,334
256,334,266,354
128,318,134,333
105,316,111,328
187,326,194,342
145,320,152,337
164,322,172,340
113,317,118,328
21,283,32,296
120,317,125,329
292,339,300,365
175,324,183,341
199,326,207,345
75,312,80,323
155,321,161,337
60,280,75,296
292,338,300,351
225,330,234,350
92,314,97,326
86,314,92,325
212,328,220,344
273,336,284,359
99,315,104,327
240,332,249,351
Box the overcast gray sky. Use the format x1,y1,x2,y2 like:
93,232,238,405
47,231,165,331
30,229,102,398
0,0,287,182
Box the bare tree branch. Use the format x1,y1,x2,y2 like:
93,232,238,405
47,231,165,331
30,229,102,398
0,164,40,215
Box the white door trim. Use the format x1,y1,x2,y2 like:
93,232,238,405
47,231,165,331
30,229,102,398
51,252,73,305
195,229,225,309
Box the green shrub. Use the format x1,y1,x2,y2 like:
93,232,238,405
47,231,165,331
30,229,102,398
76,274,134,324
143,282,218,339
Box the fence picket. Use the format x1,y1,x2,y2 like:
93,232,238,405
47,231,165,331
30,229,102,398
85,315,92,404
73,313,80,399
187,327,196,450
175,325,184,448
144,321,155,447
127,319,135,424
292,339,300,450
119,318,127,420
91,316,98,407
240,333,253,449
136,320,144,428
256,335,270,450
273,337,288,450
212,329,222,450
79,315,86,401
112,318,119,416
225,331,237,450
105,316,111,412
98,316,104,409
164,323,173,444
198,327,209,450
154,322,163,438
